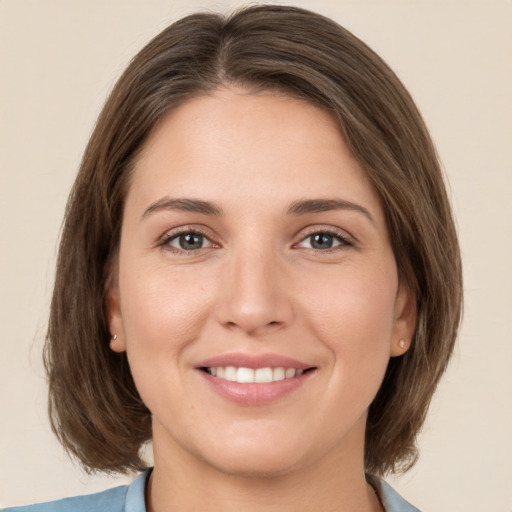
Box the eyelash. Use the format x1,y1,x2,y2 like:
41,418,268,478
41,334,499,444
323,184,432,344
295,228,353,253
159,227,353,255
159,227,217,255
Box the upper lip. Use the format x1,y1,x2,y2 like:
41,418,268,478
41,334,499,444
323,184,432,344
196,352,313,370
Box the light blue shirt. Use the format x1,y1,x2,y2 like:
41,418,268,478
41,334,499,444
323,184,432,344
3,470,420,511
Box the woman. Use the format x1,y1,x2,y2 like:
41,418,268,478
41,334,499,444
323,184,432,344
4,5,462,512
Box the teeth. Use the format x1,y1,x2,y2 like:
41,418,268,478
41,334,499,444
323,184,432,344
272,367,285,381
225,366,237,382
237,367,254,383
255,367,273,383
206,366,306,383
285,368,296,378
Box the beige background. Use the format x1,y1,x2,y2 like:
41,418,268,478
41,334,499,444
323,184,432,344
1,0,511,510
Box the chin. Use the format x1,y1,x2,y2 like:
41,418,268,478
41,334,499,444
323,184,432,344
195,425,311,478
206,448,304,479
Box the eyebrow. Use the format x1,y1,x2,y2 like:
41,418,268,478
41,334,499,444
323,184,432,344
142,197,374,223
287,199,374,223
142,198,223,219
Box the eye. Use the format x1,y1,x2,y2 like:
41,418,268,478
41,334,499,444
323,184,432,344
297,231,351,250
164,231,214,251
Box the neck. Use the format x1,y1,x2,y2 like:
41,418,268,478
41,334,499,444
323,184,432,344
147,423,382,512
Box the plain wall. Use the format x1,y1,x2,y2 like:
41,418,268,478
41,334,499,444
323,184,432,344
1,0,511,510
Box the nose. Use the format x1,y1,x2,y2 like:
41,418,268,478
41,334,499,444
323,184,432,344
215,247,294,338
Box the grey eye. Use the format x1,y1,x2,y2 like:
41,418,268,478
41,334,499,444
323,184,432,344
310,233,335,249
179,233,203,250
167,232,212,251
297,232,347,250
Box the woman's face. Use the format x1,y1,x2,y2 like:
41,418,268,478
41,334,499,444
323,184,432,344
108,88,414,477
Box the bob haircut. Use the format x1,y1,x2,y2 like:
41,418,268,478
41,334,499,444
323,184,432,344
45,4,462,477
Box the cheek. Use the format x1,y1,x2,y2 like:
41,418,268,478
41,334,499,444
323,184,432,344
117,262,215,391
119,254,216,336
300,261,398,378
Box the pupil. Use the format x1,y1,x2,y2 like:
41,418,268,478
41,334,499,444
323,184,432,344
180,233,202,250
312,233,333,249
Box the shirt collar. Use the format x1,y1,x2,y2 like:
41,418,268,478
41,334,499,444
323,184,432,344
125,469,152,512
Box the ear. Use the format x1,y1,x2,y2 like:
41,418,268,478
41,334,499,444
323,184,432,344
390,282,417,357
105,280,126,353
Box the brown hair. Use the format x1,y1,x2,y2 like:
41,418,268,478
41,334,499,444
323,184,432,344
45,4,462,477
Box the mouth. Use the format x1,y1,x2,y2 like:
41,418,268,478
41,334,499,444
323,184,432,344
200,366,312,383
196,354,317,405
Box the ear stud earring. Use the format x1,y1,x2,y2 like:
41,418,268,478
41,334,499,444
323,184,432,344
111,334,118,342
399,339,406,349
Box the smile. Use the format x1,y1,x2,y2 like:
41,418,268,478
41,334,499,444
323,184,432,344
203,366,304,383
196,353,316,404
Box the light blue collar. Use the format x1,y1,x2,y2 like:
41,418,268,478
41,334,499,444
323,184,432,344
368,476,421,512
125,470,151,512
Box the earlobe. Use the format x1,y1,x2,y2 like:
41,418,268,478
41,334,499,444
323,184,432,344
391,338,409,357
110,332,126,353
390,283,417,357
105,283,126,353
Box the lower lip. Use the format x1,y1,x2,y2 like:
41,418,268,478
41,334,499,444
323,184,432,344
198,370,314,405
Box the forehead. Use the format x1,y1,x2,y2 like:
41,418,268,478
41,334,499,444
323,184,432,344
126,88,383,221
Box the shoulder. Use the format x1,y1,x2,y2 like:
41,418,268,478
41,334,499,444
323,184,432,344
2,470,149,512
2,486,127,512
368,476,422,512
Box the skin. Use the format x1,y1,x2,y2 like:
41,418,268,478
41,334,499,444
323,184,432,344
107,87,415,512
